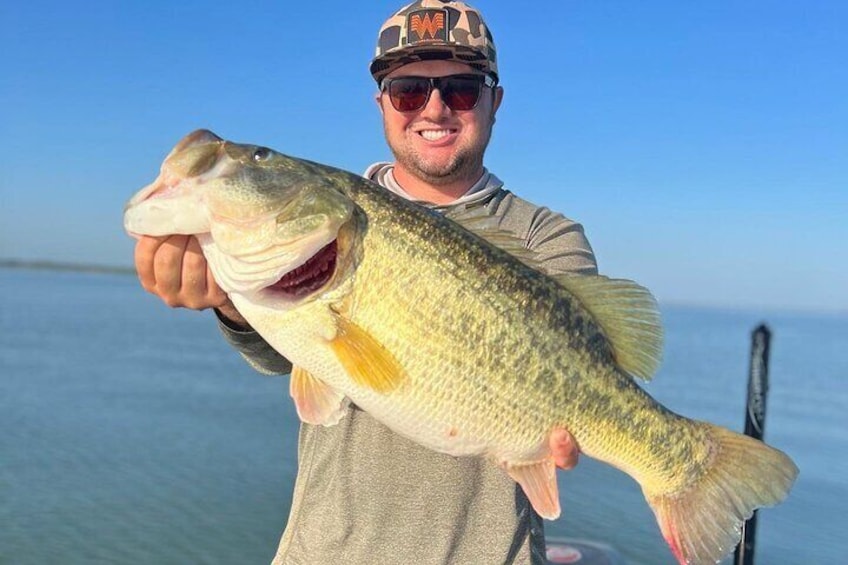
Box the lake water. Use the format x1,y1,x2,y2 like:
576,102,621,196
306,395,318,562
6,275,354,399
1,268,846,564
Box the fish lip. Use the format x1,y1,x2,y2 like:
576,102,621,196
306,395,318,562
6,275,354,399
265,239,338,299
168,129,223,158
126,150,240,210
125,175,174,208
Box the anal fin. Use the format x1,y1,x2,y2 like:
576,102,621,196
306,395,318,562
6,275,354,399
505,459,561,520
290,365,348,426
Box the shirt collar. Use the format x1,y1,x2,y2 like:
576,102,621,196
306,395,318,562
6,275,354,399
363,162,504,208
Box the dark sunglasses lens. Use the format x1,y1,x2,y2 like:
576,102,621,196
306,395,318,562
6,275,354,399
442,78,482,111
389,78,430,112
386,76,486,112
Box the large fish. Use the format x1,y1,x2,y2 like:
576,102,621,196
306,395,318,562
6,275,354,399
124,130,797,565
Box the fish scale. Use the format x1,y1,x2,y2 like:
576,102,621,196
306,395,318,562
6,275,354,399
124,130,798,565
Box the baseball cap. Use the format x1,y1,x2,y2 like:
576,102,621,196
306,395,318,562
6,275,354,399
369,0,498,84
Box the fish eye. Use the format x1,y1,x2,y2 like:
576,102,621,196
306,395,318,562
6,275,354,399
252,147,272,162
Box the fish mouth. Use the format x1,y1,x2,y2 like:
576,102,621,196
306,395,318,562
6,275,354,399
266,240,338,298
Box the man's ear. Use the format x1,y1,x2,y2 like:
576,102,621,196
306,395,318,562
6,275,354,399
489,86,504,123
375,92,385,116
492,86,504,115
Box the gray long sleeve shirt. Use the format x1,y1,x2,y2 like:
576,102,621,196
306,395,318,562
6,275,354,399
218,166,597,565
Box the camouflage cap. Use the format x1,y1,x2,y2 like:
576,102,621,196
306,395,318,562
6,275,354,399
370,0,498,84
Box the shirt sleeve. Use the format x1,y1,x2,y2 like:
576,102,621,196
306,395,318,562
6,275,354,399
481,190,599,277
214,309,293,376
521,205,598,276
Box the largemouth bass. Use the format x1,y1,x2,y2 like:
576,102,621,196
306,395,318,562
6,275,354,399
124,130,797,565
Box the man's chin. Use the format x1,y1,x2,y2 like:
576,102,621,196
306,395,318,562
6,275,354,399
410,161,465,185
393,145,482,185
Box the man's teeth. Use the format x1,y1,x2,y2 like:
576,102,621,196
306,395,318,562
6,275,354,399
420,130,452,141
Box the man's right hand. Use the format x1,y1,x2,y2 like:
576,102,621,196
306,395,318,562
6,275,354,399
134,235,249,327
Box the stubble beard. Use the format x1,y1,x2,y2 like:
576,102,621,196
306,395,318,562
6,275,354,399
388,123,493,187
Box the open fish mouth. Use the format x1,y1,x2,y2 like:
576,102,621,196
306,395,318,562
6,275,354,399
267,240,338,297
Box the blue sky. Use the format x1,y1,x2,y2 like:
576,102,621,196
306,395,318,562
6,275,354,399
1,1,845,313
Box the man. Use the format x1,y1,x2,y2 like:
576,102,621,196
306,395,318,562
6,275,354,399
134,1,597,563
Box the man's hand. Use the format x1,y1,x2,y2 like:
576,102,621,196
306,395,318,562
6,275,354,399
550,428,579,470
134,234,248,326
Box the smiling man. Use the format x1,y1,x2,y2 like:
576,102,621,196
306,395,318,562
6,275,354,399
133,1,597,563
375,60,501,203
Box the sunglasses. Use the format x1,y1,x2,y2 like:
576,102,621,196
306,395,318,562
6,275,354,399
380,74,498,113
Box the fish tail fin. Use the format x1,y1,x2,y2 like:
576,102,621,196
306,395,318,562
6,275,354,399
645,424,797,565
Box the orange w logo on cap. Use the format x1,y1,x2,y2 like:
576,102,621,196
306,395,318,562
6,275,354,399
409,11,446,41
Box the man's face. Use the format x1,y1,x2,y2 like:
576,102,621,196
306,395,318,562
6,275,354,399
376,60,503,187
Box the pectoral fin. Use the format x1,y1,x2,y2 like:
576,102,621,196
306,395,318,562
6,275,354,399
505,459,561,520
290,365,348,426
329,316,406,394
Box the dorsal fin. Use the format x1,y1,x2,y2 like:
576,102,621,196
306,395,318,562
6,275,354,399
553,274,663,381
449,208,663,381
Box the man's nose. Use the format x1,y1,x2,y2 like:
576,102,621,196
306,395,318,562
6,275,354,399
419,87,452,119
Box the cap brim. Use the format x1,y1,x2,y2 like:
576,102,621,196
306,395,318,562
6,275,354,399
370,44,494,83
